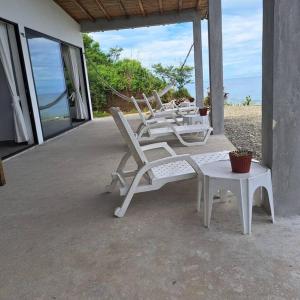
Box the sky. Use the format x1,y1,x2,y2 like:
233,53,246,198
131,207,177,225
90,0,263,103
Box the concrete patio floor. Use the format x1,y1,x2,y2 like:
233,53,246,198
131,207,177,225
1,116,300,299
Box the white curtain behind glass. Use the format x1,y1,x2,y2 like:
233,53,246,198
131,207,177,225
0,22,29,143
62,45,87,120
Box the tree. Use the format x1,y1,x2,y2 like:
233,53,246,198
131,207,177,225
82,33,194,113
82,34,166,112
152,63,194,91
83,34,110,111
108,47,123,62
83,34,111,65
242,96,252,106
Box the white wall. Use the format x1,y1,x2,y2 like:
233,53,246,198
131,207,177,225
0,0,91,144
0,0,83,47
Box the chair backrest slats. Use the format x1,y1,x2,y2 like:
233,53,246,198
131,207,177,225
131,96,147,125
110,107,147,167
143,93,155,117
153,90,164,109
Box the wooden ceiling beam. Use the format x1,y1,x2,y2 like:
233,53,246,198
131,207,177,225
138,0,146,16
119,0,129,17
178,0,183,12
94,0,111,20
158,0,163,14
81,8,205,32
71,0,95,21
196,0,202,10
53,1,79,22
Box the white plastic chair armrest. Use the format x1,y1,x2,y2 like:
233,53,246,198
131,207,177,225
141,142,177,156
142,154,201,174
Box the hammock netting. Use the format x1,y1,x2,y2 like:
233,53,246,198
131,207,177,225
86,42,194,103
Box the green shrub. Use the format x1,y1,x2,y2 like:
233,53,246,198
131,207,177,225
83,33,194,113
242,96,252,106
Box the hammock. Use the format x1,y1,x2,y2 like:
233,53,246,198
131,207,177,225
87,58,175,103
105,78,175,103
85,42,194,103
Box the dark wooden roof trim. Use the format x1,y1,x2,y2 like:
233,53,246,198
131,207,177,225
178,0,183,12
119,0,129,18
158,0,163,14
71,0,95,21
94,0,111,20
138,0,146,16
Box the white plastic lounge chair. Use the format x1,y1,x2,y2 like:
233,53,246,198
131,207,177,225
132,96,181,125
143,94,189,123
142,93,182,120
153,90,199,115
107,107,229,217
131,97,213,146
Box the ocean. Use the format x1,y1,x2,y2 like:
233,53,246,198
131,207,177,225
187,76,262,105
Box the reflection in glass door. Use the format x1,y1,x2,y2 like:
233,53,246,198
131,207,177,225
26,30,71,139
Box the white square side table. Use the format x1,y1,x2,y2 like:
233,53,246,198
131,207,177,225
199,160,275,235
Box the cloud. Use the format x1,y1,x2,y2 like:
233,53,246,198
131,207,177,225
90,0,263,96
91,23,194,68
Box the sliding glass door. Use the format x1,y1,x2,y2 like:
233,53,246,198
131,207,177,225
0,21,34,158
26,30,71,139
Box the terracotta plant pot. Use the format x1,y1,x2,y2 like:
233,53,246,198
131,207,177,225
199,107,208,116
229,150,253,173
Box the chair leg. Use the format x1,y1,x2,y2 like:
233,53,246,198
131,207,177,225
219,189,227,202
114,192,134,218
173,131,207,147
114,169,145,218
264,175,275,223
105,151,131,193
197,178,203,212
203,176,209,226
237,180,251,235
114,187,136,218
247,188,253,235
204,177,214,228
106,174,119,193
202,127,213,145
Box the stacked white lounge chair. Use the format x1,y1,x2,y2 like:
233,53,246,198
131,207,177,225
131,96,213,147
152,90,198,115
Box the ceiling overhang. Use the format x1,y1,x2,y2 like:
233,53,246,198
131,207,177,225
53,0,208,32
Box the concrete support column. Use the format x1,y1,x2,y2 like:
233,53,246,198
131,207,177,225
262,0,300,216
193,17,204,107
208,0,224,134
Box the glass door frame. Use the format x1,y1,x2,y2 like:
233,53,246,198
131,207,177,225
0,17,38,158
25,28,91,140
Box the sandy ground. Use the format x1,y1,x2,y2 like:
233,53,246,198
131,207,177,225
224,105,262,160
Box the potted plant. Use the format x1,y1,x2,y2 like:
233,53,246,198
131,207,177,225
199,107,208,116
229,149,253,173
